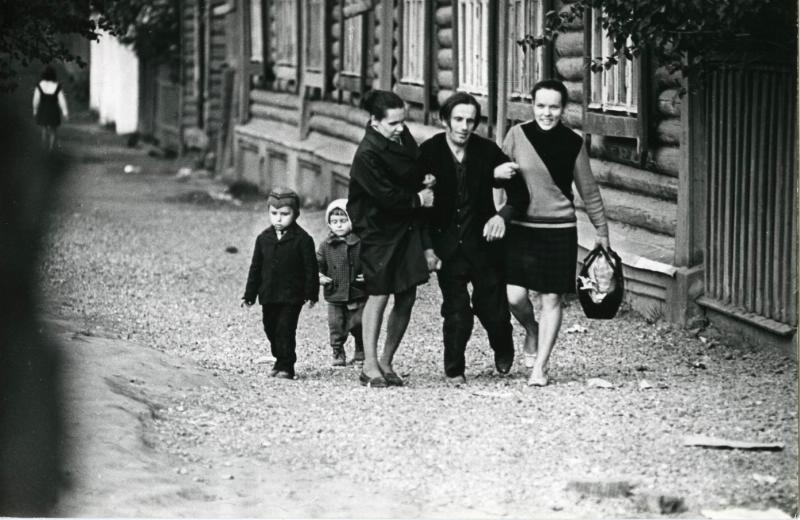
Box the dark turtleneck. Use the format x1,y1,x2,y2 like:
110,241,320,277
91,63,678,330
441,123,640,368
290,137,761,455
520,120,582,201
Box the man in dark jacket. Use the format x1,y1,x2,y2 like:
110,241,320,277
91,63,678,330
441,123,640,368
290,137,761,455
419,92,530,384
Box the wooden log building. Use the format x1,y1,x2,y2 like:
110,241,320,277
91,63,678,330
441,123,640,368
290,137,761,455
177,0,797,351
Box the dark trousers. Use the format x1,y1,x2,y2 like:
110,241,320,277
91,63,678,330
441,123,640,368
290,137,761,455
261,303,303,374
437,251,514,377
327,300,365,352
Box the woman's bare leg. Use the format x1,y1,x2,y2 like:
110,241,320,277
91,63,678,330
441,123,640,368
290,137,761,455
507,284,539,358
529,292,562,386
361,294,389,379
378,286,416,373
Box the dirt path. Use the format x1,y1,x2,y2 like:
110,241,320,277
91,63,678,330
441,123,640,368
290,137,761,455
43,119,798,518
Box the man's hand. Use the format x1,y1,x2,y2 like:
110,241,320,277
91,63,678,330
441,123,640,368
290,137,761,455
493,162,520,180
418,187,435,207
241,298,255,308
423,173,436,188
308,300,316,309
319,273,333,285
424,248,441,271
483,215,506,242
355,274,365,282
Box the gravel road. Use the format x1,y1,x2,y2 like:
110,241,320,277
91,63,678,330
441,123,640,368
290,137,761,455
42,120,798,518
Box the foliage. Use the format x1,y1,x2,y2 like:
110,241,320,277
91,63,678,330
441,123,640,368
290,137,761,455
0,0,178,91
520,0,797,77
0,0,99,90
94,0,179,64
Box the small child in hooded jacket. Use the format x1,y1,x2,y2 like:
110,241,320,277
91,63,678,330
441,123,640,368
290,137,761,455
242,187,319,379
317,199,366,366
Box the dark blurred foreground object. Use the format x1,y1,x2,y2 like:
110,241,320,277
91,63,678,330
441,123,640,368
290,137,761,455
0,98,66,514
577,246,624,319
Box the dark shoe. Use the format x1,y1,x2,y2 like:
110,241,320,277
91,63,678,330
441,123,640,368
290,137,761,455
274,370,294,380
383,371,404,387
359,371,388,388
332,349,346,367
446,374,467,386
495,356,513,375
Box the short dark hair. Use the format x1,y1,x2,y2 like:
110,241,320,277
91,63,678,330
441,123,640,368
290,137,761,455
41,65,57,82
438,92,481,130
361,89,405,120
530,79,569,108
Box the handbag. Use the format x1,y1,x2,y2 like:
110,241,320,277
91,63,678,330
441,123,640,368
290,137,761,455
576,245,624,319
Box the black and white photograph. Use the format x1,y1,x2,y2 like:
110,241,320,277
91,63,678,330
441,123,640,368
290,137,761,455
0,0,797,517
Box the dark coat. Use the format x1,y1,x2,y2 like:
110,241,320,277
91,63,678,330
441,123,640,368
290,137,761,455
243,222,320,305
419,132,530,265
347,124,430,295
317,232,367,303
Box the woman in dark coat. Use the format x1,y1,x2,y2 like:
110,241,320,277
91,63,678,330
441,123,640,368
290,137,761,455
347,90,436,387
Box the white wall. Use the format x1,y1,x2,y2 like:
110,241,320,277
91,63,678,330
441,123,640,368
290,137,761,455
89,31,139,134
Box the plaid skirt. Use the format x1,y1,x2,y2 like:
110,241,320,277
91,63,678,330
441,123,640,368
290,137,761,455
504,224,578,294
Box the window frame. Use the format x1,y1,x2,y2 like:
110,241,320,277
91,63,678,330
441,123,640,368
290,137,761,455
396,0,433,119
336,0,371,98
302,0,329,90
272,0,302,86
452,0,498,133
582,8,650,164
504,0,551,122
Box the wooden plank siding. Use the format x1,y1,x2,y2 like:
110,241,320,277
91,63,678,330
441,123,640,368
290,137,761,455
702,63,797,328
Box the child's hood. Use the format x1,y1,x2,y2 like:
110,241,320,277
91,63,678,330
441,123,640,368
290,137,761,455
325,198,350,224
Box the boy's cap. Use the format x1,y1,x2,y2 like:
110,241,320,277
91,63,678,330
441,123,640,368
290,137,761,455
267,187,300,213
325,198,350,223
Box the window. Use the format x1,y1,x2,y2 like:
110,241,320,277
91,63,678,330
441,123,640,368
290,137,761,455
456,0,491,96
336,0,370,96
273,0,299,79
583,7,649,163
342,13,362,76
588,8,637,114
507,0,545,101
249,0,264,63
400,0,426,84
303,0,328,89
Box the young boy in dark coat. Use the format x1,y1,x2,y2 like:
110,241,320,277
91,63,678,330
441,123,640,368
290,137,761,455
242,187,319,379
317,199,366,367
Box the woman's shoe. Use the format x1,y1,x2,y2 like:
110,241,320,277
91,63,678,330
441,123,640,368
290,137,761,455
383,371,404,387
359,371,388,388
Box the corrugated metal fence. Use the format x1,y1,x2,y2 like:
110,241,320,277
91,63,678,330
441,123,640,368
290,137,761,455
704,62,797,327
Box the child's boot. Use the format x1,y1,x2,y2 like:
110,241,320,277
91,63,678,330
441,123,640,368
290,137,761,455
332,346,346,367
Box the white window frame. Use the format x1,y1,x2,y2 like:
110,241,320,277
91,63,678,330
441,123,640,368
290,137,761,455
249,0,264,63
274,0,298,69
507,0,545,101
588,8,638,114
400,0,426,84
456,0,490,96
341,11,363,77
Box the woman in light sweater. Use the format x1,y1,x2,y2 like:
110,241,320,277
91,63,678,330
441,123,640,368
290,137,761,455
499,79,610,386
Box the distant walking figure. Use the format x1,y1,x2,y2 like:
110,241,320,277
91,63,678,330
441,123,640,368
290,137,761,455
32,65,69,150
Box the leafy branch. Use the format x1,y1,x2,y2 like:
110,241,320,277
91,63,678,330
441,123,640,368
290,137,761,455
519,0,797,78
